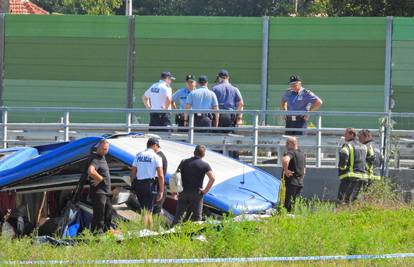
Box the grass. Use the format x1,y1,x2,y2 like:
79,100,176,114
0,180,413,266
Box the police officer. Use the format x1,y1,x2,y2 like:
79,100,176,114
184,75,220,130
142,71,175,129
358,129,383,183
172,74,196,128
280,75,323,135
337,128,368,204
130,138,165,228
212,69,244,129
88,139,112,233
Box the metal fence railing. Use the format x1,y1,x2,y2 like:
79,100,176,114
3,107,413,175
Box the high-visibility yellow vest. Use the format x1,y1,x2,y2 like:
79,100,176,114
338,139,368,180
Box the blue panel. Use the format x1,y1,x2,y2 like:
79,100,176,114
0,137,103,187
0,147,39,172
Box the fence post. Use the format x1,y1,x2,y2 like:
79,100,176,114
316,115,322,167
188,112,194,144
0,14,5,124
63,111,70,142
253,113,259,165
126,111,132,133
126,16,135,119
260,16,269,125
383,16,393,177
2,109,7,148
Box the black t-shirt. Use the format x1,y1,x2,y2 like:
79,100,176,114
89,154,111,195
178,157,212,193
157,151,168,178
283,149,306,187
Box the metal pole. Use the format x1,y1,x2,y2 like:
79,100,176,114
2,109,7,148
0,14,5,123
188,113,194,144
63,111,70,142
383,16,393,177
126,112,132,133
125,0,132,16
260,16,269,125
316,115,322,167
126,15,135,109
126,15,135,125
253,113,259,165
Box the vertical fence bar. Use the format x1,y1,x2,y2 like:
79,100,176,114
316,115,322,167
63,111,70,142
253,113,259,165
125,0,133,16
2,109,7,148
126,16,135,119
188,113,194,144
0,14,5,124
126,111,132,133
260,16,269,125
383,16,393,177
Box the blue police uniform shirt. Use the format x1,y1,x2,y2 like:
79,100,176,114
281,87,320,111
212,81,243,110
186,86,219,110
172,87,191,110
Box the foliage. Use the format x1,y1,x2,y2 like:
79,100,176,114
31,0,122,15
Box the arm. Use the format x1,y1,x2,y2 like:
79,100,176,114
213,105,220,127
142,95,151,109
280,99,288,111
163,95,172,110
309,98,322,112
184,103,191,126
338,145,349,170
235,100,244,126
130,166,137,185
282,155,294,177
200,171,216,195
88,165,103,186
156,167,165,202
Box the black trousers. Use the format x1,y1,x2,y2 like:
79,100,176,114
285,116,307,136
284,183,303,212
218,113,236,133
133,179,158,212
173,191,204,225
91,193,113,233
337,178,365,204
194,114,212,132
149,113,171,130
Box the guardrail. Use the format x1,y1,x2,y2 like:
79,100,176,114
1,107,413,174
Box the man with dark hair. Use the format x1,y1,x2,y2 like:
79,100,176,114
358,129,383,183
184,75,220,129
130,138,165,228
212,69,244,129
280,75,323,135
142,71,175,129
173,145,216,225
172,74,196,128
88,139,112,233
337,128,368,204
282,136,306,212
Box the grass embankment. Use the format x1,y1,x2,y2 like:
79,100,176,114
1,181,413,266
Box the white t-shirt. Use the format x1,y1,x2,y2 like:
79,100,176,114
133,148,163,180
144,80,172,110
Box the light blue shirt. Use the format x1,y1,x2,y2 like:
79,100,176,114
186,86,218,110
281,87,320,111
172,87,191,110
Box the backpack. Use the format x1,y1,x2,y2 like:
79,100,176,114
169,161,183,193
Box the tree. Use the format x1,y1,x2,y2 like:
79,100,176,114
79,0,123,15
32,0,122,15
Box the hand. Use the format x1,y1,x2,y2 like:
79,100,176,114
172,192,178,200
285,170,294,177
91,178,103,187
235,117,243,126
303,115,309,121
184,121,189,127
199,188,208,195
156,191,164,202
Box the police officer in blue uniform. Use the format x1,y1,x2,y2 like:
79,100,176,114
172,74,196,128
280,75,323,135
212,69,244,131
184,75,220,130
